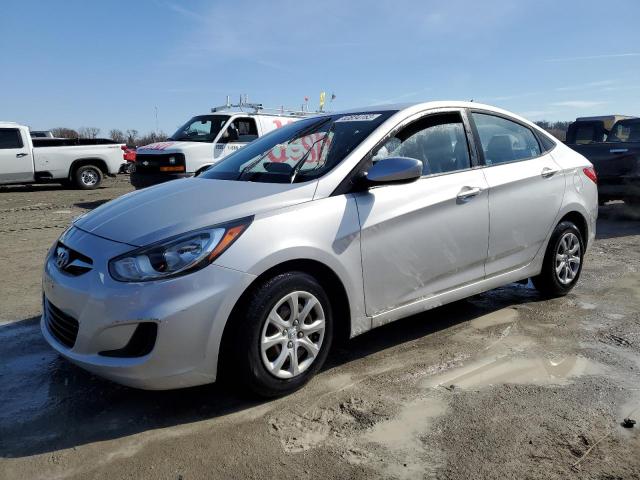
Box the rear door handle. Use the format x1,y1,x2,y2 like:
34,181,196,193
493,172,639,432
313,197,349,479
16,153,29,158
541,167,559,178
610,148,628,154
457,186,482,201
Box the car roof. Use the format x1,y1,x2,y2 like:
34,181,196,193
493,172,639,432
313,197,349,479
330,100,537,126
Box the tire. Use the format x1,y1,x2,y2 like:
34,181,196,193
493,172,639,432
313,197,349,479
227,272,333,397
532,220,584,297
74,165,102,190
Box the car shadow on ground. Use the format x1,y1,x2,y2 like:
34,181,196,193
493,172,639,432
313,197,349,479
74,199,111,210
597,202,640,239
0,283,543,459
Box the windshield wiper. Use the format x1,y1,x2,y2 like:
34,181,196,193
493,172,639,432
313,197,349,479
290,125,334,183
235,148,280,180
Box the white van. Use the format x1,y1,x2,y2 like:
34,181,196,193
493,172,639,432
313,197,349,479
131,101,314,188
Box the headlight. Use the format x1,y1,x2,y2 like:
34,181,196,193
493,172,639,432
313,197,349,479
109,218,252,282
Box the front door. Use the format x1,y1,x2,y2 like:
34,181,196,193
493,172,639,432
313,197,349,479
356,111,489,317
213,117,258,161
0,128,32,184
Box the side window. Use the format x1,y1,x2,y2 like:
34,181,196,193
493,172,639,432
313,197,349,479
472,113,541,165
221,118,258,144
538,132,557,153
0,129,24,149
372,112,471,176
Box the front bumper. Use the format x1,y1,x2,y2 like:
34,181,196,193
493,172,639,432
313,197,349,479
130,171,192,189
41,226,255,390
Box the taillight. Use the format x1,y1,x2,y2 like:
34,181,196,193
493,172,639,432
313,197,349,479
583,167,597,184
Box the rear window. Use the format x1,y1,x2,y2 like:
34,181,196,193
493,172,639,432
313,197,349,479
608,121,640,143
0,128,23,149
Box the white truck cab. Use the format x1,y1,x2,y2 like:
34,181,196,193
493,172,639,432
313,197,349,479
131,100,315,188
0,122,125,189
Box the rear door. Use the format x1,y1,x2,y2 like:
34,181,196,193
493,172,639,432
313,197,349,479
0,127,33,184
356,110,489,316
470,111,565,277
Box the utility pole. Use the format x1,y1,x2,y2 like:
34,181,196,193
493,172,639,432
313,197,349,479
155,106,159,134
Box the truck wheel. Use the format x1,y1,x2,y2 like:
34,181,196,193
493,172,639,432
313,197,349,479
74,165,102,190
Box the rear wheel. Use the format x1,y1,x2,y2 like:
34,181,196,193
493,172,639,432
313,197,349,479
74,165,102,190
227,272,333,397
532,220,584,297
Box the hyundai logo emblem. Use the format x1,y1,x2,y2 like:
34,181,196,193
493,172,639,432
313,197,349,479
55,246,70,269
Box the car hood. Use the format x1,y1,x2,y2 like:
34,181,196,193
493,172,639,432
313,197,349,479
74,178,318,246
136,141,209,154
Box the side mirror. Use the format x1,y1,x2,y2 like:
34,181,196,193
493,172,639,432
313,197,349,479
365,157,422,186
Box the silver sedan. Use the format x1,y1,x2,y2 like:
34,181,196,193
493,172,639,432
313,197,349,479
41,101,598,396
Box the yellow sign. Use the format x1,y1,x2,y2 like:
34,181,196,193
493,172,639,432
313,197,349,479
319,91,326,110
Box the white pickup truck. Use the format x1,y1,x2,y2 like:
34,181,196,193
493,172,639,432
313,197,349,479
130,101,314,188
0,122,125,189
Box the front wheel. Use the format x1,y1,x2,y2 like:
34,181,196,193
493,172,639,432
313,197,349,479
532,221,584,297
228,272,333,397
74,165,102,190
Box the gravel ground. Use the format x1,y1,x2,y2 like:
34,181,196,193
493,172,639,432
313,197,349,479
1,176,639,480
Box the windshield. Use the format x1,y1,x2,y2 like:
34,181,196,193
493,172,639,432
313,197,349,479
607,120,640,143
169,115,230,142
200,111,395,183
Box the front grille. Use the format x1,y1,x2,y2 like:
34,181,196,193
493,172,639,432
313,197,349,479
45,299,79,348
55,242,93,276
135,153,186,173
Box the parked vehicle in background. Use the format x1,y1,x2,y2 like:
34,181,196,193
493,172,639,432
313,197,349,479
30,130,54,139
0,122,125,189
119,146,136,174
42,102,597,396
566,116,640,204
566,115,634,145
130,99,314,189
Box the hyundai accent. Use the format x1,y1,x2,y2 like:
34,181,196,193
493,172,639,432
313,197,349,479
41,101,598,396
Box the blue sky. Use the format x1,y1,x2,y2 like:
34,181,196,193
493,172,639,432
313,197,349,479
2,0,639,134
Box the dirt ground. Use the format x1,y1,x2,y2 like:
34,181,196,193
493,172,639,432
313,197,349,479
1,176,640,480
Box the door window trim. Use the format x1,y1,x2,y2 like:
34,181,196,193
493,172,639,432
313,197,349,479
467,109,547,168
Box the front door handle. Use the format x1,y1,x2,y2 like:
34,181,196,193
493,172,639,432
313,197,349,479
541,167,559,178
457,186,482,201
16,153,29,158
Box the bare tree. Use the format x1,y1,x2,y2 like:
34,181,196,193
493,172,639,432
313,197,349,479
126,129,139,146
51,127,78,138
137,131,168,146
109,129,125,143
78,127,101,139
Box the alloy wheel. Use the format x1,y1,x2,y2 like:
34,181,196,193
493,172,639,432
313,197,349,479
555,232,581,285
260,291,326,379
81,169,99,186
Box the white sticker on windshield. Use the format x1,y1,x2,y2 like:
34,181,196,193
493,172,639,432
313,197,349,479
336,114,381,122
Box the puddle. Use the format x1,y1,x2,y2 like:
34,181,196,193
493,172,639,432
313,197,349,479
470,308,518,329
366,397,446,449
365,397,446,479
425,355,604,389
578,302,597,310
